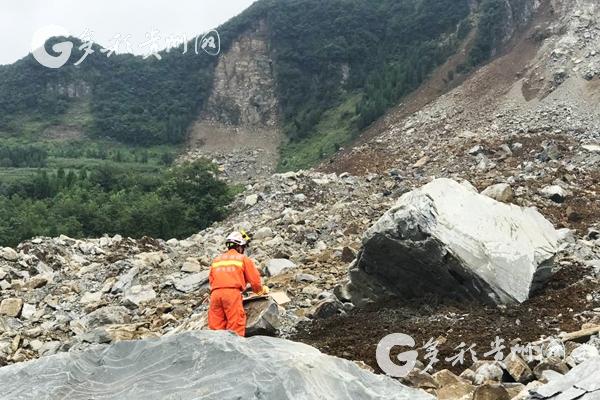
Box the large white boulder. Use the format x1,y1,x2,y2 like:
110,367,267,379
349,178,558,305
0,331,433,400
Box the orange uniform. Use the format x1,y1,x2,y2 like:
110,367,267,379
208,249,263,336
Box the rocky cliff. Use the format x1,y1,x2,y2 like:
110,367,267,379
184,20,282,182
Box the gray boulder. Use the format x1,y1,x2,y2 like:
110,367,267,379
253,227,273,240
349,179,559,305
174,271,209,293
481,183,514,203
265,258,297,276
540,185,568,203
531,356,600,399
0,331,433,400
244,298,281,336
308,297,345,319
81,306,131,330
111,262,139,294
0,247,19,261
123,285,157,307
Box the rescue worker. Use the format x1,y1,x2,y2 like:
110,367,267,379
208,231,268,336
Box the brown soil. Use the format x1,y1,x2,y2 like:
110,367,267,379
292,264,600,375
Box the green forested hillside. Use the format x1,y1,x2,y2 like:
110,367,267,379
0,0,513,152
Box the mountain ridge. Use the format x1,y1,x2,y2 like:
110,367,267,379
0,0,524,174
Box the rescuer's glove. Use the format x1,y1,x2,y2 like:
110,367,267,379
258,285,270,295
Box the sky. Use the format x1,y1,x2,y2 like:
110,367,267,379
0,0,258,65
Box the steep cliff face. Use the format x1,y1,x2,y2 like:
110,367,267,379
203,20,278,126
185,20,282,182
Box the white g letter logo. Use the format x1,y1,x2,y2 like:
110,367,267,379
31,25,73,69
376,333,418,378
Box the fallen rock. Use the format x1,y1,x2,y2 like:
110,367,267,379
253,227,273,240
295,273,318,283
541,370,564,383
432,369,467,387
401,368,438,390
437,382,476,400
244,298,281,336
79,327,112,344
0,247,18,261
503,353,533,383
459,368,476,383
38,341,61,357
123,285,157,307
0,331,434,400
474,362,504,384
514,381,544,400
80,292,103,304
560,325,600,343
413,155,430,168
20,304,36,320
533,357,570,379
244,194,259,206
349,179,558,305
181,258,202,273
174,271,209,293
0,298,23,317
265,259,297,277
341,246,357,262
104,323,159,342
582,144,600,153
532,356,600,399
540,185,568,203
504,383,525,398
473,383,510,400
308,297,344,319
27,276,48,289
81,306,131,330
468,145,484,156
110,263,139,294
566,344,599,367
481,183,514,203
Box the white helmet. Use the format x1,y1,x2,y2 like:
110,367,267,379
225,232,247,247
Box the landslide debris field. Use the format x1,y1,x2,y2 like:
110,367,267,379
298,0,600,383
293,264,600,375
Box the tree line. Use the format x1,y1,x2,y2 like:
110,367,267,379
0,160,234,246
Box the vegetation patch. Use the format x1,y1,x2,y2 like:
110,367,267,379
0,160,234,247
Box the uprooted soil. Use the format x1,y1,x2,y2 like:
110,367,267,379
293,264,600,375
